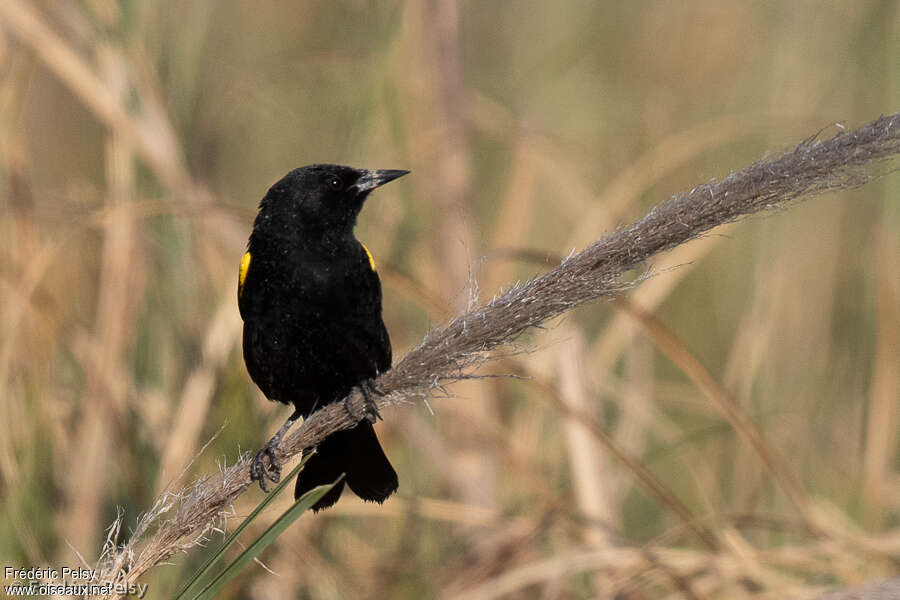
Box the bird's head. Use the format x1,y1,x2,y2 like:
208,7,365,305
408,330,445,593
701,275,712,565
254,164,409,241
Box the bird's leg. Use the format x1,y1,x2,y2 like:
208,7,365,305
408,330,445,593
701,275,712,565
250,408,302,492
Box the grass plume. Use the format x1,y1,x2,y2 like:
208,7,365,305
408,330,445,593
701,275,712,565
92,113,900,593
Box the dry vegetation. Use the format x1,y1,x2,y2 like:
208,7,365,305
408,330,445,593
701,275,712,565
1,1,898,599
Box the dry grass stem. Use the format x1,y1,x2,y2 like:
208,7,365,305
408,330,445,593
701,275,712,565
86,113,900,594
613,297,819,534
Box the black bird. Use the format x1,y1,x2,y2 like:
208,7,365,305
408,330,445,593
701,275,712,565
238,164,407,511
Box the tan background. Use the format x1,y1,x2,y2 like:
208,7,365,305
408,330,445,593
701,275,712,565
1,1,898,598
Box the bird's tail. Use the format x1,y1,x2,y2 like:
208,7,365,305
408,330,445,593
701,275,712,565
294,421,398,511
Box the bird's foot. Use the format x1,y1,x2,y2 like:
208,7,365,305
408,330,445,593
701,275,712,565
250,408,301,492
342,379,385,424
359,379,385,424
250,442,282,493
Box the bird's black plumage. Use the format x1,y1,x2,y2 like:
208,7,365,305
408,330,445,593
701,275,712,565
238,164,407,511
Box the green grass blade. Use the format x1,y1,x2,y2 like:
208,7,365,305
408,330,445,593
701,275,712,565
174,451,315,600
190,476,342,600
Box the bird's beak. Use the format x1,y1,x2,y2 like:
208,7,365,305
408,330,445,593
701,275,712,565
355,169,410,193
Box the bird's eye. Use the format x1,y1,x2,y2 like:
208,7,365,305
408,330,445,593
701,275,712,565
329,177,342,190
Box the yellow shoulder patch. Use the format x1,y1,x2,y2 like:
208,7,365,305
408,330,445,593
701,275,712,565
360,242,377,272
238,252,252,297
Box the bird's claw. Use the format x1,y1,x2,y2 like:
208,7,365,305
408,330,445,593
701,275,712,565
250,444,282,492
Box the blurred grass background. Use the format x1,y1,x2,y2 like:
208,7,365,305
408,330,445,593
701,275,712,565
1,0,899,598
